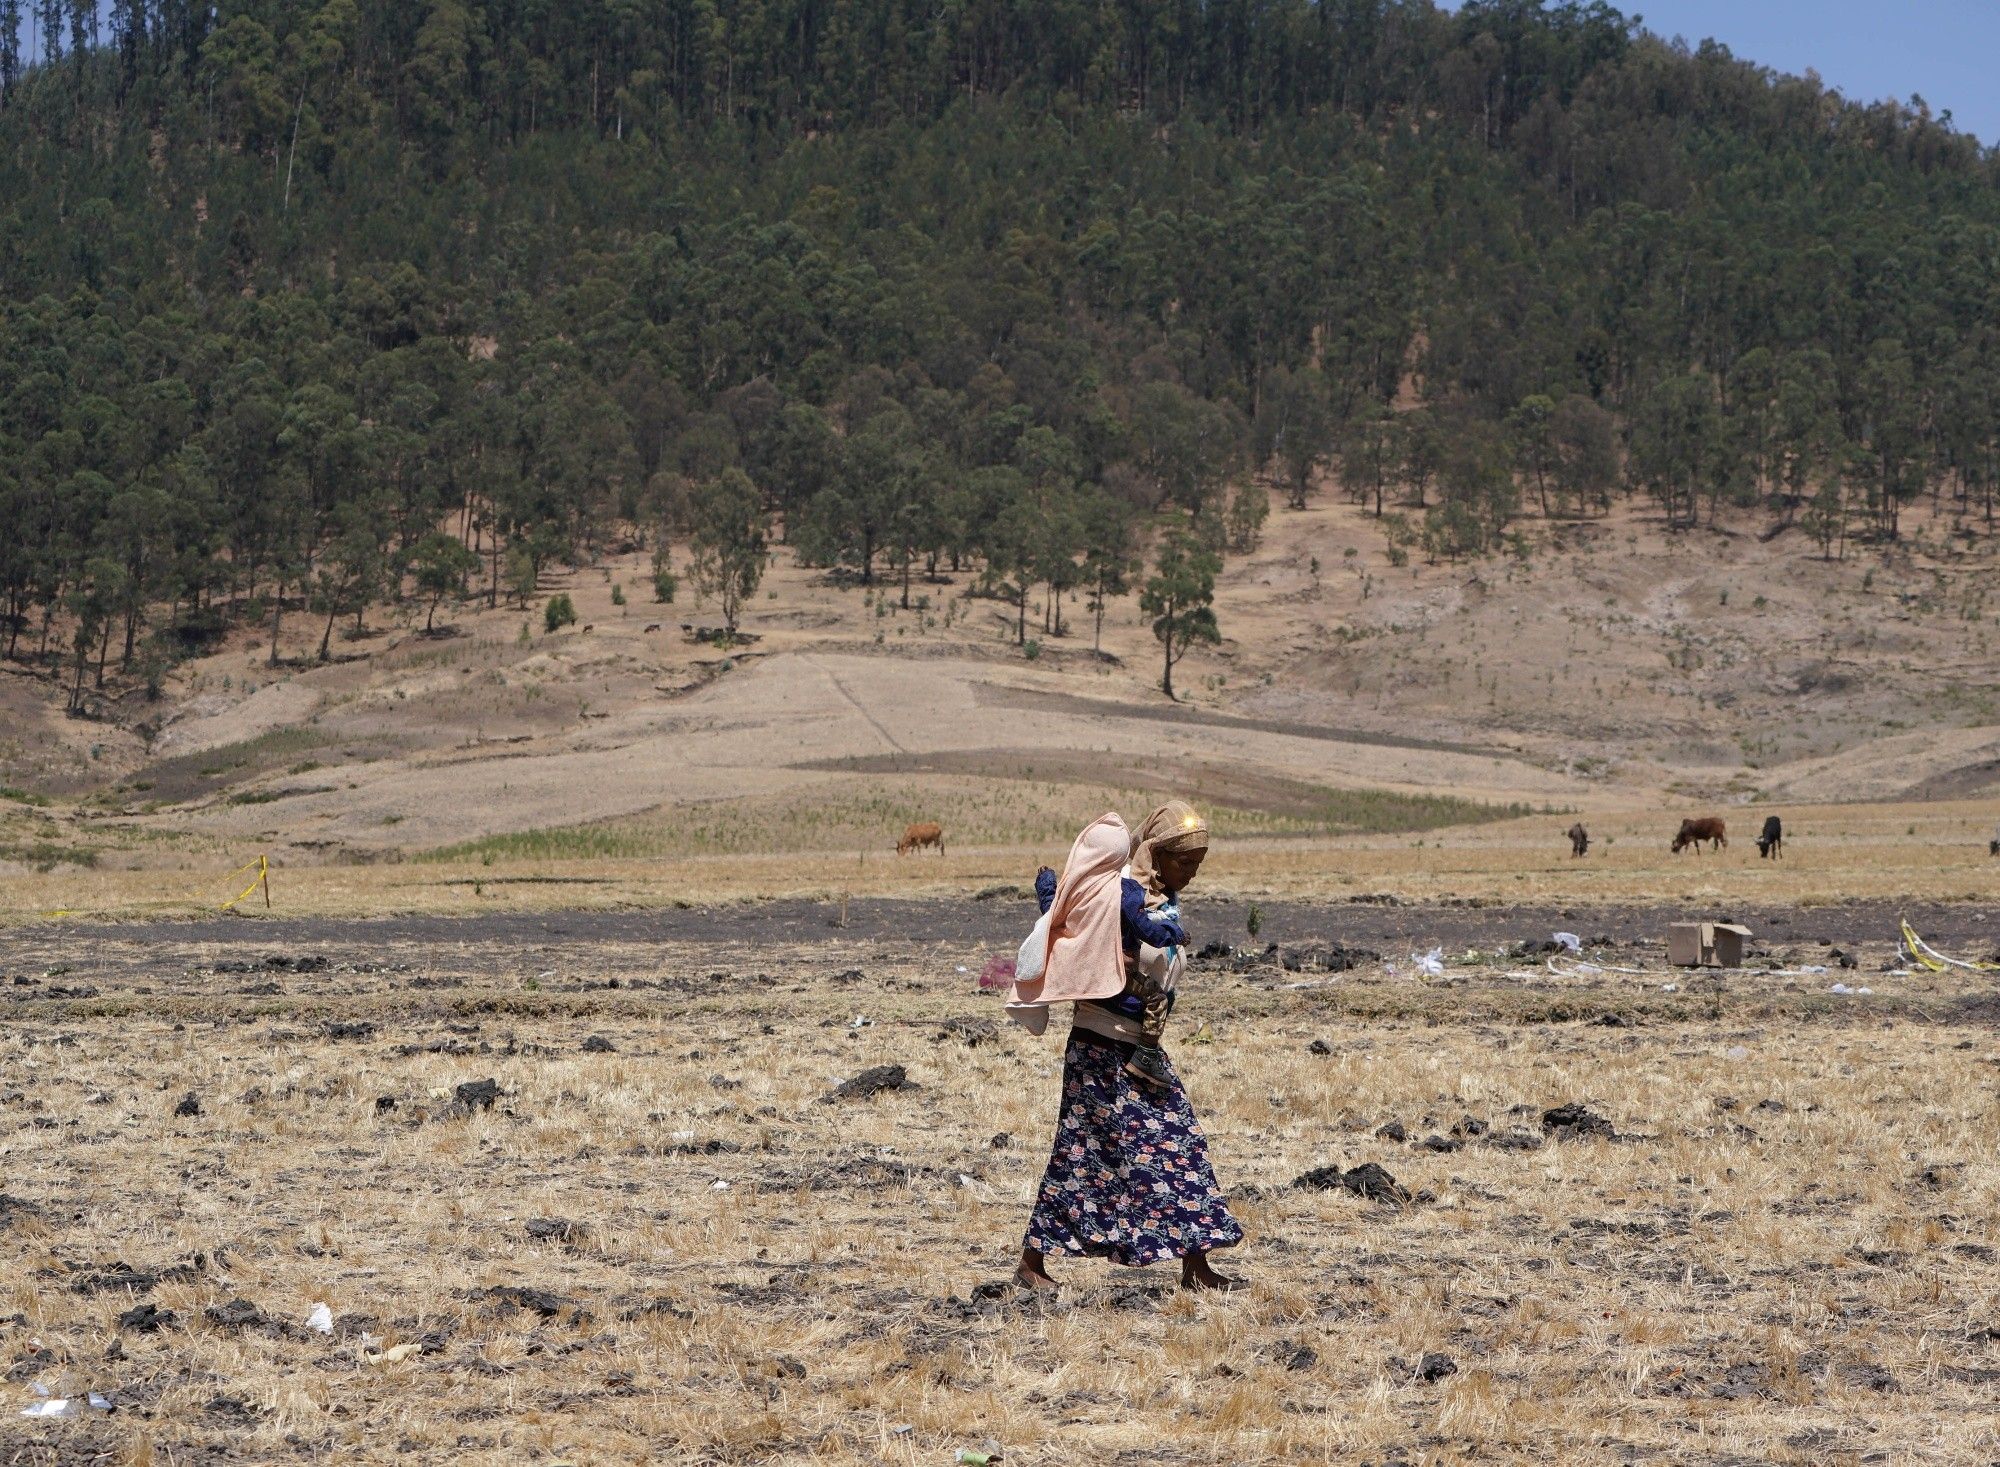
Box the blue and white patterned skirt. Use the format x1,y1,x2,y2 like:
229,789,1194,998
1023,1030,1244,1267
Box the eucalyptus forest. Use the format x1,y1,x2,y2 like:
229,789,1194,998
1,0,1997,704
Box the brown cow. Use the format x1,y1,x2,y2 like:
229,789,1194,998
897,821,945,856
1671,817,1727,854
1567,823,1590,858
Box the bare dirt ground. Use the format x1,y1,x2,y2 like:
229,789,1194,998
3,899,2000,1464
1,495,1996,876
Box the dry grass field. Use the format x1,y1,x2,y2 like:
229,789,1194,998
1,495,1998,1462
2,900,2000,1465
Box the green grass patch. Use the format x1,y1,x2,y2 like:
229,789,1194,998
1311,790,1538,835
0,841,99,871
417,778,1542,864
0,785,51,807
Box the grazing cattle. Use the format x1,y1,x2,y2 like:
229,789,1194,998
897,821,945,856
1567,823,1590,858
1671,817,1728,854
1756,815,1784,860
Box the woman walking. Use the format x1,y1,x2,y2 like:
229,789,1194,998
1007,803,1243,1291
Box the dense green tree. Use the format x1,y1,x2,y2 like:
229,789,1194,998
409,532,478,634
0,0,1994,707
1140,527,1221,701
687,468,767,636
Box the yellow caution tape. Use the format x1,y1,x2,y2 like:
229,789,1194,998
220,854,270,912
1901,918,2000,973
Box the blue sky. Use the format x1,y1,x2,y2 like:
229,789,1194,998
1463,1,2000,144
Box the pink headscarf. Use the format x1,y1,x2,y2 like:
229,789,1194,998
1010,812,1128,1008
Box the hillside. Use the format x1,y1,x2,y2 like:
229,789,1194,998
2,488,1994,884
3,0,2000,873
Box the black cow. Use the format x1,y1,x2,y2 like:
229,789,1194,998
1567,823,1590,858
1756,815,1783,860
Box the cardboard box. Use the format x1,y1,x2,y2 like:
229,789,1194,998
1668,921,1752,968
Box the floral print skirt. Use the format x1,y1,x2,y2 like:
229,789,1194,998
1023,1030,1243,1267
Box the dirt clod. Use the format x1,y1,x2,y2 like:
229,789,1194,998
117,1302,175,1332
820,1065,909,1103
1416,1352,1457,1383
525,1217,587,1245
1293,1161,1410,1205
203,1299,266,1330
581,1035,617,1053
455,1078,502,1110
476,1285,580,1319
937,1018,999,1047
1541,1102,1615,1141
173,1092,201,1118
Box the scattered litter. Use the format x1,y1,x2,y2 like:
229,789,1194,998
1725,1046,1750,1060
1548,955,1654,978
1412,947,1445,978
1669,921,1752,969
709,1180,731,1192
1553,932,1582,954
364,1342,424,1365
954,1446,1002,1465
1829,984,1874,997
848,1014,873,1029
977,956,1015,989
1188,1023,1214,1044
306,1302,334,1335
1901,919,2000,972
891,1423,914,1436
20,1389,112,1419
955,965,968,974
1661,983,1679,992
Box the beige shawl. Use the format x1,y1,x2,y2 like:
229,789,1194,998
1009,812,1129,1009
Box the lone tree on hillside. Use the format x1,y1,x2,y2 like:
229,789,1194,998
1140,526,1220,700
689,468,767,637
409,533,478,633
